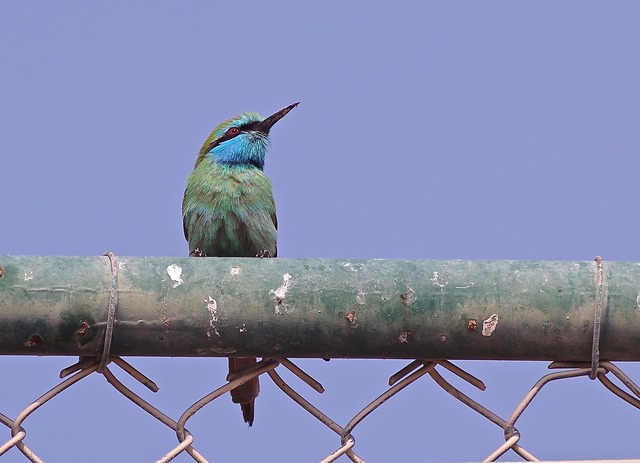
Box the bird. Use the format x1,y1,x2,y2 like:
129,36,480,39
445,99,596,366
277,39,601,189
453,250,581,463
182,102,298,426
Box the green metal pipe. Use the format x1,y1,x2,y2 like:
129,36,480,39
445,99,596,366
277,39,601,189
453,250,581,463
0,256,638,361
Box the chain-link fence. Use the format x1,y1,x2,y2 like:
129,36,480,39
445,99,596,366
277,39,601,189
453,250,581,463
2,355,640,462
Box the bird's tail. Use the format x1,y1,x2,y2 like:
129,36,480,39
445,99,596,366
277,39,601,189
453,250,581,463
228,357,260,426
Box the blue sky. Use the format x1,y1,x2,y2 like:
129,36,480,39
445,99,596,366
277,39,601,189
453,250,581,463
2,2,640,461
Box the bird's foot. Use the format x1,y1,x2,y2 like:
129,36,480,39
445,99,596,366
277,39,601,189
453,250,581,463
190,248,207,257
256,250,272,258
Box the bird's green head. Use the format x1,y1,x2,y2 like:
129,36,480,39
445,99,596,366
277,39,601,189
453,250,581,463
195,102,299,170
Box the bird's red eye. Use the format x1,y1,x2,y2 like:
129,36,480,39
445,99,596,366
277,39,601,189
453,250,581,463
227,127,240,135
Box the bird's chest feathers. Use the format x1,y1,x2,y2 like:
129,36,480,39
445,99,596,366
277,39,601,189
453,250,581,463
189,162,273,208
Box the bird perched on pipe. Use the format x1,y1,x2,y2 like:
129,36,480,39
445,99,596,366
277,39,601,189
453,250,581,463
182,102,299,426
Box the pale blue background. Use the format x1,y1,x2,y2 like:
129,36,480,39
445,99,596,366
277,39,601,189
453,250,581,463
2,2,640,461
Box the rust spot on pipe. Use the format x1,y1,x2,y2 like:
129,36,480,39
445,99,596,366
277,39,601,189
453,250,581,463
75,320,90,337
467,319,477,332
400,286,415,306
345,310,358,328
24,333,43,347
0,266,4,278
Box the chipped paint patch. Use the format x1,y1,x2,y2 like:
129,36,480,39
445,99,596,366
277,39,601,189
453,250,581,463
341,261,364,271
118,261,127,270
166,264,183,288
482,314,499,336
455,283,475,289
431,271,447,290
355,289,365,305
270,273,293,314
230,266,240,275
24,271,33,281
206,296,220,338
239,323,247,333
636,293,640,316
399,331,410,343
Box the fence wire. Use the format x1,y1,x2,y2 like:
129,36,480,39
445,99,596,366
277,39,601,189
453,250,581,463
2,356,640,462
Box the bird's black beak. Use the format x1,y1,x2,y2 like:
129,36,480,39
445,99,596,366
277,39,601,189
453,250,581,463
255,102,299,135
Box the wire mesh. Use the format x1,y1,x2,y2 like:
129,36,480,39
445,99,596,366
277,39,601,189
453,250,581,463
2,356,640,462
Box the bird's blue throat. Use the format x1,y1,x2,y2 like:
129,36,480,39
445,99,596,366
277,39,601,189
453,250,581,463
208,132,270,170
